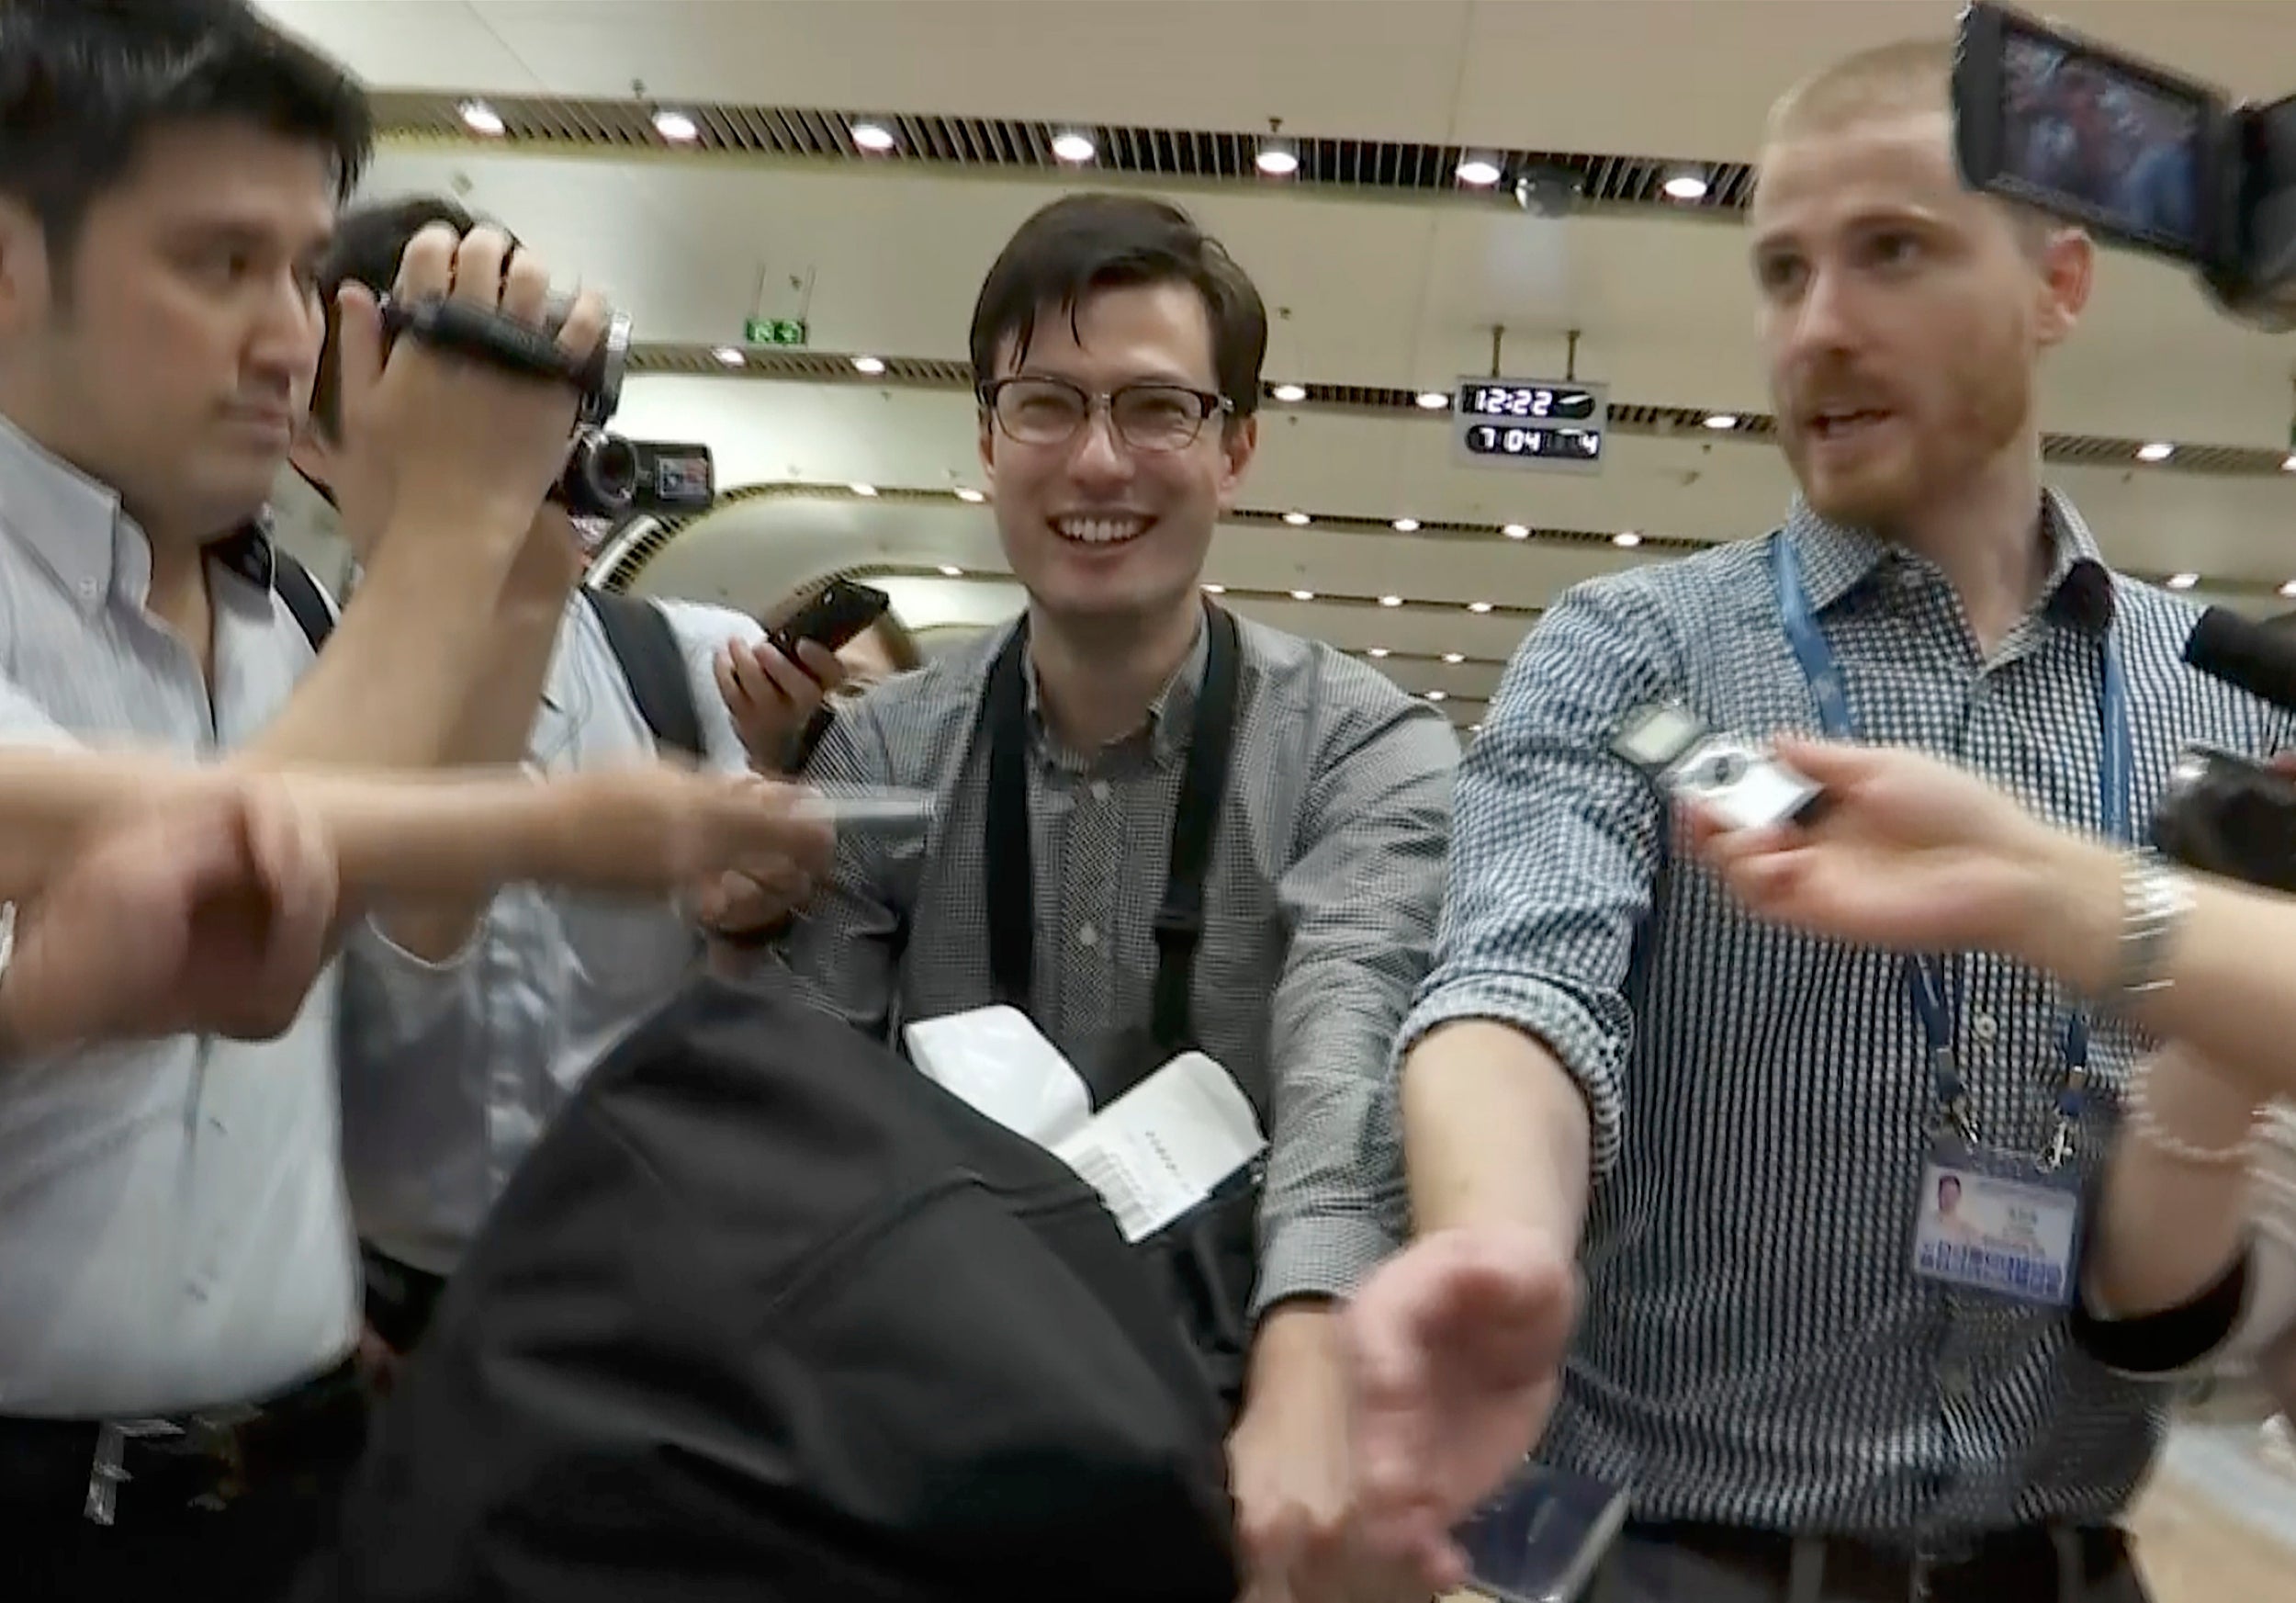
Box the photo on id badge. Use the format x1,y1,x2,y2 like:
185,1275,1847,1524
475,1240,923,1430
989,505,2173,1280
1912,1146,2081,1306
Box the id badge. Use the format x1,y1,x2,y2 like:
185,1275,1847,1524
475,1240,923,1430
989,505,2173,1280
1910,1140,2083,1308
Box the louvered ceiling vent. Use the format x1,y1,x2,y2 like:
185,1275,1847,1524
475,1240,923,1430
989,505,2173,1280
375,90,1752,213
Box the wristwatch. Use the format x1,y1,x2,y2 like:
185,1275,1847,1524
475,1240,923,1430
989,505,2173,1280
2113,849,2191,1006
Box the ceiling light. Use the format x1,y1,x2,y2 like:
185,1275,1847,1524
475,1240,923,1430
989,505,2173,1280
1255,142,1300,177
1468,601,1494,614
2136,440,2175,462
1502,524,1529,540
1202,582,1226,594
1469,722,1483,733
1615,530,1643,548
1426,690,1447,702
851,355,886,376
1282,510,1311,526
850,482,877,497
1271,381,1308,402
1379,594,1403,607
1456,156,1504,187
955,487,985,503
1442,651,1465,663
2167,571,2200,590
1416,390,1451,411
1391,517,1421,533
852,120,896,152
1051,130,1097,164
652,108,700,143
458,99,505,137
2280,580,2296,598
1290,588,1316,601
1367,647,1390,658
2284,453,2296,472
938,564,963,577
711,345,745,367
1663,169,1710,202
1703,412,1739,430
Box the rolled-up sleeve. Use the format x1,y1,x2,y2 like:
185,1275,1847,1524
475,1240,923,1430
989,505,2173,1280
1255,685,1458,1313
1391,576,1683,1178
779,699,910,1044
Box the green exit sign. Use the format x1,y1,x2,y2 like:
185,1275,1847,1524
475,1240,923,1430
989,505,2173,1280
744,317,808,347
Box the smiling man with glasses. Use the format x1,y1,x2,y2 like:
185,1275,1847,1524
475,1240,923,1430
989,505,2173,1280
780,191,1458,1594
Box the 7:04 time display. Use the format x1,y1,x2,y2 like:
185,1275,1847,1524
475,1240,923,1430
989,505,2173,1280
1450,378,1609,476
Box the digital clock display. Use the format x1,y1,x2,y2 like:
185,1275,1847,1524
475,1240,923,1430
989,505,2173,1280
1450,378,1609,475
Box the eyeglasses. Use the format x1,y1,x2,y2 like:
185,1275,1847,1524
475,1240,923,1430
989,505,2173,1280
979,377,1232,453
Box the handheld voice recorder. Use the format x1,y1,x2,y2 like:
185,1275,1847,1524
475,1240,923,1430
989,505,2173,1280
1610,702,1828,832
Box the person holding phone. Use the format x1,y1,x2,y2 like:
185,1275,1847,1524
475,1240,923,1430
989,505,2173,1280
290,194,847,1365
1336,37,2288,1603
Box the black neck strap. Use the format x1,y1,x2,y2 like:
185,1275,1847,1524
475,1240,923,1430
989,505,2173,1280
983,604,1242,1061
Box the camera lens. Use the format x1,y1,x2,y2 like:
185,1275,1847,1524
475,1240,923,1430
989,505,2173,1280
557,431,638,517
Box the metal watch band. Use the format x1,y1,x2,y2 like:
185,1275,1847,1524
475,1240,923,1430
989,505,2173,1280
2114,849,2190,1004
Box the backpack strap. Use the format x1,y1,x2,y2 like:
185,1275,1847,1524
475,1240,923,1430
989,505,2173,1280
581,588,706,761
271,548,338,652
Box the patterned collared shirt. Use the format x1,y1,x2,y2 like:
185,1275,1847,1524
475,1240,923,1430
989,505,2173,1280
1397,491,2296,1538
785,609,1458,1315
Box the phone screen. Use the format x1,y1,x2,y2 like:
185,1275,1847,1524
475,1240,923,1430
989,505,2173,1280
1453,1464,1629,1603
1995,16,2212,255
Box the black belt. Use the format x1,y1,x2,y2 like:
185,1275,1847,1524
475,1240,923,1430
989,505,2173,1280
359,1241,449,1354
0,1358,366,1526
1630,1518,2131,1601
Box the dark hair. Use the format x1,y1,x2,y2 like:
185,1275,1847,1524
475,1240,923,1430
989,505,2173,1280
0,0,372,266
307,194,490,438
968,193,1267,420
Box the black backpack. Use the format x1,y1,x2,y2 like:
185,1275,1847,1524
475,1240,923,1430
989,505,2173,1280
273,551,704,759
308,974,1239,1603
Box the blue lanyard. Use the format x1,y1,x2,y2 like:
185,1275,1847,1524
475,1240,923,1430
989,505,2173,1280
1770,534,2126,1164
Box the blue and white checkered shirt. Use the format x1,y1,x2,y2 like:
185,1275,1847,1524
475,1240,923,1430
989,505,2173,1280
1398,490,2295,1539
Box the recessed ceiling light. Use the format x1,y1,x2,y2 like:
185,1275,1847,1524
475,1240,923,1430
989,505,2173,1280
1367,647,1390,658
850,482,878,497
711,345,745,367
851,355,886,376
1415,390,1451,411
1615,530,1643,548
1255,143,1300,177
2280,580,2296,598
1467,601,1494,613
2136,441,2175,462
1271,381,1308,402
1442,651,1465,663
1391,517,1421,533
1282,510,1311,526
1051,130,1096,164
652,108,700,143
938,564,963,577
954,487,985,503
1426,690,1447,702
1290,588,1316,601
1456,156,1503,187
2284,453,2296,472
1202,582,1226,594
852,120,896,152
1703,412,1739,430
459,100,505,137
1469,722,1482,733
1379,594,1403,607
2167,571,2200,590
1502,523,1529,540
1663,170,1710,201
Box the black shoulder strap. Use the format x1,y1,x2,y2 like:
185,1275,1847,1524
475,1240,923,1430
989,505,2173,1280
272,548,336,653
984,604,1244,1061
583,588,706,761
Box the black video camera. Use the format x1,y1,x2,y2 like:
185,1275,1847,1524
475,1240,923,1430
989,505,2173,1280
377,294,715,521
1953,2,2296,331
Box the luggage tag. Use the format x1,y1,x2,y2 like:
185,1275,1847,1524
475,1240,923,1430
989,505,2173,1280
1910,1137,2083,1309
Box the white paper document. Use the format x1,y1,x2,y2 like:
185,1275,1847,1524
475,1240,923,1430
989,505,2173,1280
904,1006,1093,1147
1050,1052,1266,1243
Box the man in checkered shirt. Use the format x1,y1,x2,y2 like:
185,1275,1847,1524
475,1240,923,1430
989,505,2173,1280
1330,40,2295,1603
782,192,1458,1593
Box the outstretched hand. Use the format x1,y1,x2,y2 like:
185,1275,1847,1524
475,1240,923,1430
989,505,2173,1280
1683,736,2064,959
